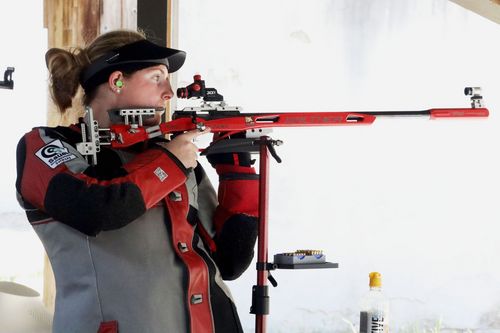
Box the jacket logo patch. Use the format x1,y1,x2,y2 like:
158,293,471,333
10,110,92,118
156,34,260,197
154,167,168,182
36,139,76,169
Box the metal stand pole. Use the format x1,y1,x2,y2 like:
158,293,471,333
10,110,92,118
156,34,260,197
252,137,271,333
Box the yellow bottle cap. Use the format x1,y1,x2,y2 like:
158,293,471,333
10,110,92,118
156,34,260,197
369,272,382,288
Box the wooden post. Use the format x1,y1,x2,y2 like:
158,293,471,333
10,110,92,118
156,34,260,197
449,0,500,25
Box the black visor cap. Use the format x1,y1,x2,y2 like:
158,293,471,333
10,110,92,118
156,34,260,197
80,39,186,91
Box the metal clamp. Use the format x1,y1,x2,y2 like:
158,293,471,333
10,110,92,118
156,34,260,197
76,107,100,165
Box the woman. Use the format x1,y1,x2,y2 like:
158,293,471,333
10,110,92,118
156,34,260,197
15,30,259,333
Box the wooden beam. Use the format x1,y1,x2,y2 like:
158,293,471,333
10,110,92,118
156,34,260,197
449,0,500,25
44,0,100,56
101,0,137,34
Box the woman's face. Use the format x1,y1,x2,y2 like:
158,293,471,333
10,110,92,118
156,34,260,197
118,64,173,108
95,64,174,127
118,64,173,125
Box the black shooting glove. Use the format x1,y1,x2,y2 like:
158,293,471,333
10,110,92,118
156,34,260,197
206,132,255,168
206,131,259,280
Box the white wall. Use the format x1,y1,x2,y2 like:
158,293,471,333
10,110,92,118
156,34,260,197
0,1,48,211
177,1,500,332
0,1,47,293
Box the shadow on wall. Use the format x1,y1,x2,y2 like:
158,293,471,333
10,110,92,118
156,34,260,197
0,281,53,333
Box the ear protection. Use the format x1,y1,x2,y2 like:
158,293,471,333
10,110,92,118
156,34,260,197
115,79,124,88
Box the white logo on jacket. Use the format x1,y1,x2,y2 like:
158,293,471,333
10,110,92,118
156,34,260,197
154,167,168,182
35,139,77,169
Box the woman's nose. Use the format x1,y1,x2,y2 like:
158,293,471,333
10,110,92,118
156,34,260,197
162,81,174,101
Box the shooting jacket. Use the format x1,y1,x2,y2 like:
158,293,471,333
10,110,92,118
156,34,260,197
15,124,259,333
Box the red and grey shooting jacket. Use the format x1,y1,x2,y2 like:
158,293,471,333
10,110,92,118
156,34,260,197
15,124,259,333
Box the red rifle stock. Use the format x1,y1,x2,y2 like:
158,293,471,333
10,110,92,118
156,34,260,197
105,107,488,149
104,76,488,150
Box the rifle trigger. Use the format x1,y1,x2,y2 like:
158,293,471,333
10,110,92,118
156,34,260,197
189,112,206,131
196,122,206,131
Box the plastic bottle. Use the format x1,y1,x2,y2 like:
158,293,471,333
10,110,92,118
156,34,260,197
359,272,389,333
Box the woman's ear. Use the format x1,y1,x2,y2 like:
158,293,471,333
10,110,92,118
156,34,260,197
108,71,124,92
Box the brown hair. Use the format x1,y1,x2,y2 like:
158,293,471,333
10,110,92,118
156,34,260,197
45,30,146,113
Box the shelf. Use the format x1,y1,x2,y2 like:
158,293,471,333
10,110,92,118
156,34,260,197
275,262,339,270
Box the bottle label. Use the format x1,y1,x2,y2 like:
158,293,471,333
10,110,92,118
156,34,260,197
360,311,387,333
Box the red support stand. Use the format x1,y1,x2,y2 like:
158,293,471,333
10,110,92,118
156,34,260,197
249,136,336,333
248,136,280,333
255,137,271,333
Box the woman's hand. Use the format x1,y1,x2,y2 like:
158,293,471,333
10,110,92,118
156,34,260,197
158,129,211,169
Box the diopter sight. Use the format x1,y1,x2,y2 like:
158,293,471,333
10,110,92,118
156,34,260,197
464,87,483,108
177,74,224,102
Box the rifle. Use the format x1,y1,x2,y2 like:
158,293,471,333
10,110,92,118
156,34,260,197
77,75,488,165
76,75,489,333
